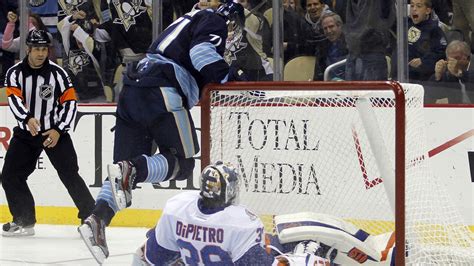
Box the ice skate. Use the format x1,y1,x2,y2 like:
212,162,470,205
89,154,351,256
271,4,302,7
108,161,136,210
78,214,109,264
2,222,35,237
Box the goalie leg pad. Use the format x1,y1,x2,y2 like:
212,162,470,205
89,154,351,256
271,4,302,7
275,212,395,264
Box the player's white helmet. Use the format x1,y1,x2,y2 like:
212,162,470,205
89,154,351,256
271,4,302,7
200,161,240,208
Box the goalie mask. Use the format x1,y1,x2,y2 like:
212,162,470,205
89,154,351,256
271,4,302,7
200,161,240,208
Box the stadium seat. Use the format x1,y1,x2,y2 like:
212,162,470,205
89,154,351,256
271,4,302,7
267,57,273,69
0,87,7,103
263,8,272,27
114,64,124,85
283,56,316,81
323,56,392,81
444,29,464,44
103,86,114,103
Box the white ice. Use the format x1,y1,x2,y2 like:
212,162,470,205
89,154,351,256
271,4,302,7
0,224,148,265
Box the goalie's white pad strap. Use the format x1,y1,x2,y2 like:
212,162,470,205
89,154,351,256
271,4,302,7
273,253,330,266
275,212,395,264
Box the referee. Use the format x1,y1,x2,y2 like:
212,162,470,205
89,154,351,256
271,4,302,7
1,29,95,237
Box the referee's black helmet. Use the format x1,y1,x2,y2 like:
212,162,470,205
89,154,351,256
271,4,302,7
26,29,50,46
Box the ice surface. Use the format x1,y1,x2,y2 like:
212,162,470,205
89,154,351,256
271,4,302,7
0,224,148,265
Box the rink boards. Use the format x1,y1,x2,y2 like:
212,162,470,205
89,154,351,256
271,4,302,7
0,105,472,230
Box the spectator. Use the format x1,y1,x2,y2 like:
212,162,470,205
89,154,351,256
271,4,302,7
163,0,196,29
58,0,95,22
106,0,152,63
313,12,347,80
239,0,273,58
106,0,153,101
284,0,305,16
0,0,17,84
264,2,314,62
29,0,60,59
431,0,453,26
322,0,347,23
428,40,473,103
304,0,330,47
305,0,330,30
452,0,474,48
58,11,110,102
345,0,395,81
408,0,447,81
2,12,54,58
231,1,273,80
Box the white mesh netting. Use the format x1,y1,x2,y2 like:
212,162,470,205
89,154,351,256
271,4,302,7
205,83,473,264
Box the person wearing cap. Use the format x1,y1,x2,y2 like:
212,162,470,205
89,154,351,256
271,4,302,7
1,29,95,237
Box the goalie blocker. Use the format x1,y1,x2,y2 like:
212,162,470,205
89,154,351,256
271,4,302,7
275,212,396,265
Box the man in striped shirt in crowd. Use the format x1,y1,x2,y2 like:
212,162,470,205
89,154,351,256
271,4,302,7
1,29,95,237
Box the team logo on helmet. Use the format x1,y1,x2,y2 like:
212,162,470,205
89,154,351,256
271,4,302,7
26,30,51,46
111,0,147,32
39,84,53,100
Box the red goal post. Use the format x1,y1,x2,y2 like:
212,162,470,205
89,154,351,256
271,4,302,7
200,81,406,264
200,81,473,264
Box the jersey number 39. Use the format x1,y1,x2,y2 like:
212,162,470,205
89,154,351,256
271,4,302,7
177,239,232,265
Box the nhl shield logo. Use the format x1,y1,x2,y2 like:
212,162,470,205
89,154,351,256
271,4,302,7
39,84,53,100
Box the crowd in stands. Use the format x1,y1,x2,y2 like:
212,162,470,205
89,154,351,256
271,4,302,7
0,0,473,103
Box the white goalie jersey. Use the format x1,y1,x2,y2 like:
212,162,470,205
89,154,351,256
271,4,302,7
153,191,266,264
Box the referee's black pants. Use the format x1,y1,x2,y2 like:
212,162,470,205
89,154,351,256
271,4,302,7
1,127,95,226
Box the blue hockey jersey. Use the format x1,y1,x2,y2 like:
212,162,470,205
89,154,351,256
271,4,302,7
124,8,230,108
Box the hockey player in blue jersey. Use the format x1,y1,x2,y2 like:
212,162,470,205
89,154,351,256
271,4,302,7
131,161,332,266
78,1,247,264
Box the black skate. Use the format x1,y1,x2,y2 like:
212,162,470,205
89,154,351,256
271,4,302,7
2,222,35,237
78,214,109,264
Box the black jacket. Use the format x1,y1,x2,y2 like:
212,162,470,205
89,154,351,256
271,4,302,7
426,65,474,103
408,18,447,81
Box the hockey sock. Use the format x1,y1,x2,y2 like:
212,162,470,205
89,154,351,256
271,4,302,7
96,180,120,213
143,154,168,183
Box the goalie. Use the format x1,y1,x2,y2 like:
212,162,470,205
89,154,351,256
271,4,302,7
131,161,331,266
132,161,396,265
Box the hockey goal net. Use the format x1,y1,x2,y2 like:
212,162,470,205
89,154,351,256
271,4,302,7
200,81,473,264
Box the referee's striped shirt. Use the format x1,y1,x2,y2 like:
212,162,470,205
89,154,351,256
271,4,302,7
4,58,77,133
